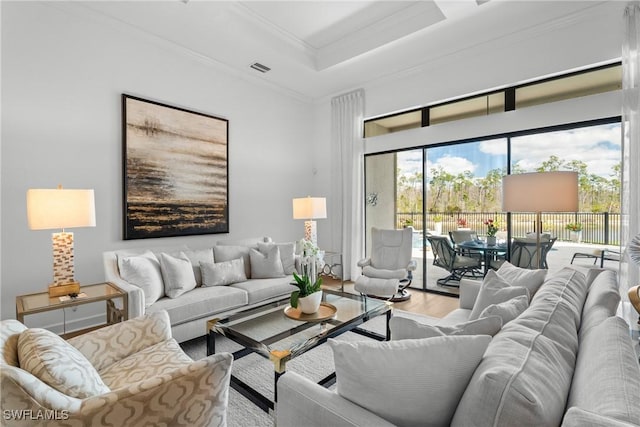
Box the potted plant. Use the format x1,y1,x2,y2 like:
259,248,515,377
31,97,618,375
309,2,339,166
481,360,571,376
432,215,443,235
290,272,323,314
566,223,583,243
457,218,468,229
484,219,499,246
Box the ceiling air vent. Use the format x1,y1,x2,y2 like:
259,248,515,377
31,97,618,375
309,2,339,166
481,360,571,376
250,63,271,73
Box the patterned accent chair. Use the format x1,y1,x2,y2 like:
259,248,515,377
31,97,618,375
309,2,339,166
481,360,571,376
0,310,232,427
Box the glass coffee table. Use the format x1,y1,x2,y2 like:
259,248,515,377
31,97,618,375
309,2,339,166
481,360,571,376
206,288,392,412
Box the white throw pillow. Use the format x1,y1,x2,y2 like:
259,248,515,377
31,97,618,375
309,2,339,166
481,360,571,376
479,294,529,326
18,328,110,398
119,251,164,307
497,261,547,296
468,270,530,320
159,252,197,298
249,245,285,279
258,242,296,274
391,316,502,340
200,258,247,286
330,335,491,427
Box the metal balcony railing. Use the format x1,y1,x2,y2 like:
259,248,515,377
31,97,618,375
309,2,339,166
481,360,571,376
396,211,620,246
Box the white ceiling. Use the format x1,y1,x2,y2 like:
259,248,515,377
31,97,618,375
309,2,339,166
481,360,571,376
65,1,622,102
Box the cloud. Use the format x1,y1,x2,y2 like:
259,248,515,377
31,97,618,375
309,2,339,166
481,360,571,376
387,123,620,181
426,155,476,177
511,124,620,177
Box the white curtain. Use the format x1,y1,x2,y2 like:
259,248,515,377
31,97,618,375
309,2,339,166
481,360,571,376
330,89,365,280
621,1,640,327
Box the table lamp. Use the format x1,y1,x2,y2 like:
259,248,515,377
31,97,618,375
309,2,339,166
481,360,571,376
27,185,96,297
502,171,578,269
292,196,327,247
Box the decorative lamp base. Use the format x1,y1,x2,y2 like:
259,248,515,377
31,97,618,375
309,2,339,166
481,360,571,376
48,282,81,297
52,231,75,285
304,220,318,247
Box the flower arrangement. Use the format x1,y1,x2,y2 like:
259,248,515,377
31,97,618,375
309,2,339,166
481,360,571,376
484,219,499,237
290,239,324,309
565,223,583,232
432,215,443,223
457,218,467,227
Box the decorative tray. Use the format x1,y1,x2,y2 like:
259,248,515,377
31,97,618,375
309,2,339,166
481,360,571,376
284,302,337,322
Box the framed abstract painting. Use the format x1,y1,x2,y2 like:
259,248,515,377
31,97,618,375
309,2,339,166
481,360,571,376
122,94,229,239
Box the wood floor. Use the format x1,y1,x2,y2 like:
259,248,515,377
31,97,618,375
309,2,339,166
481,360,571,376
322,278,459,318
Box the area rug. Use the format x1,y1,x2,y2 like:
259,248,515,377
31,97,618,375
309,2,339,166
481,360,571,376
180,310,439,427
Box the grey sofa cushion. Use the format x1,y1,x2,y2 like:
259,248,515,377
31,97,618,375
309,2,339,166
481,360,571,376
147,286,247,325
579,269,620,338
567,316,640,424
182,248,214,286
452,268,588,427
229,277,297,305
562,407,640,427
390,316,502,340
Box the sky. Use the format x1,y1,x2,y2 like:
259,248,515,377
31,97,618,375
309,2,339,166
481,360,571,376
396,122,621,181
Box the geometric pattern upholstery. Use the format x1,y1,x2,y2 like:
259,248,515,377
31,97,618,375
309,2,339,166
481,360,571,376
1,310,232,427
99,339,193,390
18,328,110,399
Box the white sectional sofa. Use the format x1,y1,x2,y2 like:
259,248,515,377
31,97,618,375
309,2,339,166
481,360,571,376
103,237,298,343
277,264,640,427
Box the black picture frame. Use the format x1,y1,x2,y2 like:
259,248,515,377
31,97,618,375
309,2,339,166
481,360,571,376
122,94,229,239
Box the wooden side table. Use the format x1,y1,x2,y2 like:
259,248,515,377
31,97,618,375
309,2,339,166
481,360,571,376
16,282,128,339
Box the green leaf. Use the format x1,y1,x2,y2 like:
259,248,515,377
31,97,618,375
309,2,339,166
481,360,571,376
290,290,300,308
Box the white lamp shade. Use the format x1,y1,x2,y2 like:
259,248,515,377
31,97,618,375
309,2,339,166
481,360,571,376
292,197,327,220
27,188,96,230
502,171,579,212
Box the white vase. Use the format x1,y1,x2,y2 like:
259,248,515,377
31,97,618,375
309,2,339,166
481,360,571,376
298,290,322,314
434,222,442,235
486,236,497,246
570,231,582,243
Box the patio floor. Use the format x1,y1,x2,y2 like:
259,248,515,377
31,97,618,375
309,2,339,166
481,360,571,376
409,240,620,297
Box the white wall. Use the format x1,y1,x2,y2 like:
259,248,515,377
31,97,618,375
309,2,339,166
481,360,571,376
1,2,315,322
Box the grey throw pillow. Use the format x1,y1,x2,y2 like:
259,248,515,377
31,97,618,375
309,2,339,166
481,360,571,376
330,335,491,427
249,245,285,279
258,242,296,274
200,259,247,287
496,261,547,296
478,294,529,326
468,270,530,320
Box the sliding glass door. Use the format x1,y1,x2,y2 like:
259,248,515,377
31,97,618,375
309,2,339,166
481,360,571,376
363,119,620,298
423,139,507,295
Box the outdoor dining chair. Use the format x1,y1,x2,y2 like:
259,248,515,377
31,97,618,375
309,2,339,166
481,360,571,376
426,235,482,286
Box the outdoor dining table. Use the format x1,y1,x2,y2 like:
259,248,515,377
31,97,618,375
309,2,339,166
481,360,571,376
458,240,508,276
